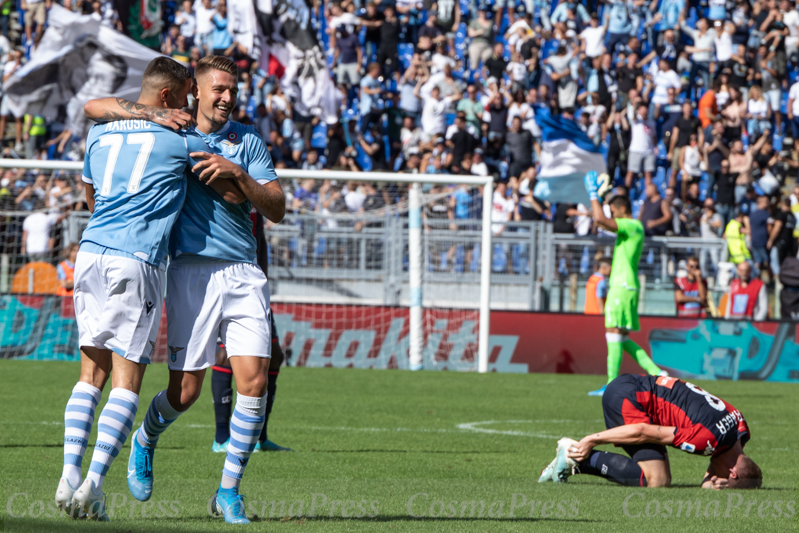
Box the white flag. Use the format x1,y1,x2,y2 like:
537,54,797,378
3,4,162,140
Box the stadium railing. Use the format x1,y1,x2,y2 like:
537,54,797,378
0,159,496,373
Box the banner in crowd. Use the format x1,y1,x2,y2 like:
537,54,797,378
4,297,798,383
252,0,339,124
3,5,160,140
113,0,163,50
532,106,607,206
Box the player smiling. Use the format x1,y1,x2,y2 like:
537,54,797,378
85,55,285,524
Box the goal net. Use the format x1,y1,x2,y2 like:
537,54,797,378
0,162,493,372
269,172,491,372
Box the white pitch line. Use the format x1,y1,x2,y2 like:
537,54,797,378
0,420,573,439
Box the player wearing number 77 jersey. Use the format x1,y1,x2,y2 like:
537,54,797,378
539,374,761,490
58,58,240,521
84,55,286,525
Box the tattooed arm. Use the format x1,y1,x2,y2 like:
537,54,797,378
83,98,195,131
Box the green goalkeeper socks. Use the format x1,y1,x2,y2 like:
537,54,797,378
622,338,662,376
606,333,624,384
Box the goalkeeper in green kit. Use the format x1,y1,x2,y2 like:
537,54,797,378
584,172,665,397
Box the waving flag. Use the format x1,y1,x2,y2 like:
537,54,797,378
3,5,160,140
532,107,607,205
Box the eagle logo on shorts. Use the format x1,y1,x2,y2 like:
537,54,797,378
168,345,184,363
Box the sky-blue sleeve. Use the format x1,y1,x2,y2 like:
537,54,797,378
184,130,212,169
82,126,97,184
596,278,608,299
246,130,279,184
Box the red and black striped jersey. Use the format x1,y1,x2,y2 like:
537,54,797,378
625,375,750,457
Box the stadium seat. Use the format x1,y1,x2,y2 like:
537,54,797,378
11,262,59,295
399,43,414,70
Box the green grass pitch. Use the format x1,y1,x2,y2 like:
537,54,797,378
0,359,797,532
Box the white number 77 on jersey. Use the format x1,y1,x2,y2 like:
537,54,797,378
98,133,155,196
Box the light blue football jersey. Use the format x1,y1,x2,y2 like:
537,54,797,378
170,121,278,264
81,120,209,266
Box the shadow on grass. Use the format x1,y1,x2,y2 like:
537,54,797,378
251,515,602,524
311,449,505,454
0,444,186,449
1,514,602,532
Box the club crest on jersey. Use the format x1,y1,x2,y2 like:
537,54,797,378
703,441,716,456
220,131,242,154
168,345,184,363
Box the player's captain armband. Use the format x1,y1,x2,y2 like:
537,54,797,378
656,376,677,389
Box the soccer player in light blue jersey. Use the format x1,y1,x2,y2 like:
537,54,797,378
57,57,245,522
85,55,286,524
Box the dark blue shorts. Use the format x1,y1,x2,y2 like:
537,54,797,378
602,375,668,462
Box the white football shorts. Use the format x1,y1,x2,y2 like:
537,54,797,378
166,260,271,371
73,251,165,364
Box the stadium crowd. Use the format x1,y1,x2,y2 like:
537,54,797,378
1,0,799,316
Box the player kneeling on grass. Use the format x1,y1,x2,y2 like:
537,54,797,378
539,374,761,490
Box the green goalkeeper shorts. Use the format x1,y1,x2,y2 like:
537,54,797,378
604,287,640,331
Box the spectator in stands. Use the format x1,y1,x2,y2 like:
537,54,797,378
699,198,723,275
678,133,704,198
21,0,48,49
195,0,215,53
457,84,484,133
724,261,768,320
22,207,64,263
417,82,461,138
674,256,707,318
584,256,611,315
579,13,606,59
377,6,401,77
56,242,79,296
358,124,388,171
174,0,196,47
749,194,772,274
546,44,577,110
446,114,476,170
626,102,656,188
506,115,534,181
335,25,362,87
746,85,772,140
484,42,508,81
606,0,633,55
468,7,493,72
360,63,384,132
640,182,672,236
1,48,24,153
725,209,751,266
681,16,717,92
211,1,234,56
769,198,797,271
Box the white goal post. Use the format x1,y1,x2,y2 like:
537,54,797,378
0,159,494,373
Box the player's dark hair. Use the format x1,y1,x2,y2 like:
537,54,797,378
195,55,237,79
141,57,191,96
609,194,631,215
597,256,612,268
